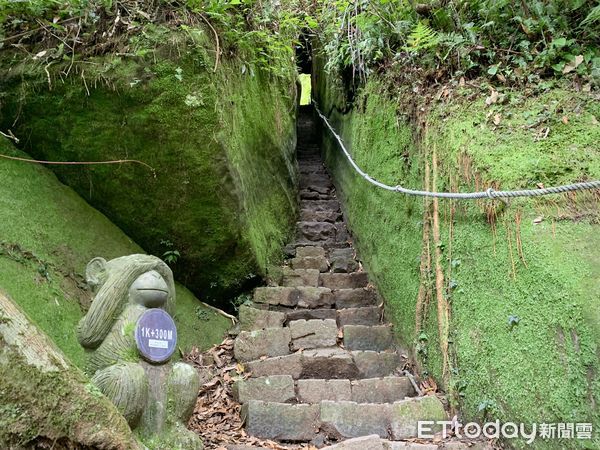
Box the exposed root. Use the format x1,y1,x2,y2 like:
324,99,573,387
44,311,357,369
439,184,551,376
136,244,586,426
514,211,527,268
505,218,517,280
432,147,450,385
198,13,221,72
415,159,432,334
200,301,238,325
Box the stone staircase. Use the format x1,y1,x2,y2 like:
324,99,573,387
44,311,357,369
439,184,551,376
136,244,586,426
231,107,447,447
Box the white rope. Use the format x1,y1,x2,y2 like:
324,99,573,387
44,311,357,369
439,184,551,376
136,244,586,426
314,104,600,199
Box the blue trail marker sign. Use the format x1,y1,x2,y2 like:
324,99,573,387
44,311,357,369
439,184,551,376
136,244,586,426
135,308,177,363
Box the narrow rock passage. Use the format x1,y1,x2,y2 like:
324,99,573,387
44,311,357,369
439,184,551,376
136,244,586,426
230,106,449,448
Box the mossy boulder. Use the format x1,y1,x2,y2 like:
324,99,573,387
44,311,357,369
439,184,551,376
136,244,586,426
0,290,141,449
0,32,298,302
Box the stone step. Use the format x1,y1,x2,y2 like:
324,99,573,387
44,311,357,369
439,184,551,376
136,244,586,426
300,190,334,201
233,327,291,362
300,209,342,223
281,267,320,287
243,396,446,442
334,288,379,308
329,247,359,273
236,363,413,404
296,245,326,258
343,325,395,351
290,254,329,272
254,286,334,308
239,304,285,331
244,349,401,380
322,437,491,450
301,199,341,212
296,377,415,404
299,166,328,175
337,306,381,327
233,375,295,404
294,239,351,250
286,308,338,322
296,221,336,242
299,175,333,193
233,376,413,405
242,401,319,441
321,396,446,441
321,272,369,289
295,221,349,246
290,319,338,350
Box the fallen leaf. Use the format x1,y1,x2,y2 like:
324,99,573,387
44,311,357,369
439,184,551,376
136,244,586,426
563,54,584,74
562,116,569,124
485,89,499,106
493,113,502,125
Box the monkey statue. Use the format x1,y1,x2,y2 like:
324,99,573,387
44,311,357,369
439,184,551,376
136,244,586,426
77,254,202,449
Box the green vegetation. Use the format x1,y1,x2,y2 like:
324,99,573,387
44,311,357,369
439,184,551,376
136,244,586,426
312,0,599,87
0,26,298,302
299,73,312,105
317,68,600,447
0,138,230,368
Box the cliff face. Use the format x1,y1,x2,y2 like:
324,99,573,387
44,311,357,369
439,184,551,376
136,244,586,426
315,62,600,447
0,31,298,303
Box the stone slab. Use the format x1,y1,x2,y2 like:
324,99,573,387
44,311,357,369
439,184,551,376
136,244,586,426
243,401,319,441
287,308,337,322
296,379,352,403
389,396,447,440
335,289,379,309
321,273,369,289
296,246,326,258
343,325,394,351
245,353,302,379
352,351,399,378
291,255,330,272
233,375,295,404
337,306,381,327
234,328,291,362
239,304,286,331
320,401,391,439
290,319,338,350
322,435,385,450
351,377,415,403
282,268,320,287
300,348,359,379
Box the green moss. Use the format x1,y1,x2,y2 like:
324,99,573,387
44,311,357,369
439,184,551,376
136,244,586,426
0,138,229,367
0,32,298,303
0,295,139,449
316,70,600,448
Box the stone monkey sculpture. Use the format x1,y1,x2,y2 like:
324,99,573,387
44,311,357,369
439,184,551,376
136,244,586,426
77,254,202,449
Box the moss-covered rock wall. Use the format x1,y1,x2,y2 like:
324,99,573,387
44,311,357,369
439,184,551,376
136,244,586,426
315,63,600,448
0,137,230,369
0,30,298,303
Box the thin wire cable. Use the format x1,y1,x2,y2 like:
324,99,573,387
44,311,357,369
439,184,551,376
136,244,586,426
0,153,156,177
314,104,600,199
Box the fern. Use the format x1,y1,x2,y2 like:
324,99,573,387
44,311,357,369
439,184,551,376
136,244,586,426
403,22,439,53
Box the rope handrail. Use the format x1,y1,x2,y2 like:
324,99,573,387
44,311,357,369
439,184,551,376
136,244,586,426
313,103,600,199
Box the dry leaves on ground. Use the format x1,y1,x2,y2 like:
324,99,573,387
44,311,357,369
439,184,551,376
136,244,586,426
185,338,310,450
